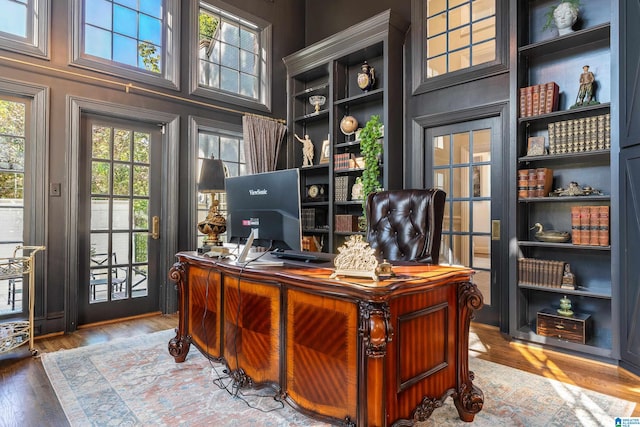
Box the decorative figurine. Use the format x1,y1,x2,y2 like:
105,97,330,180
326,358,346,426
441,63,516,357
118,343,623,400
571,65,599,108
294,134,314,166
557,295,574,317
550,181,603,197
357,61,375,92
561,264,577,290
530,223,571,243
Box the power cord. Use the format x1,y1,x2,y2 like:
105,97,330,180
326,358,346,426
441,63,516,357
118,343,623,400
201,243,285,413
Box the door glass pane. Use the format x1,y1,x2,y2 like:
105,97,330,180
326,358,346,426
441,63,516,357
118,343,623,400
432,125,492,306
0,98,26,314
89,123,150,303
114,129,131,161
452,201,470,232
433,135,450,166
92,126,111,159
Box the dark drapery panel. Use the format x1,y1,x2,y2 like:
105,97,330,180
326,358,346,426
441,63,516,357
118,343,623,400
242,115,286,174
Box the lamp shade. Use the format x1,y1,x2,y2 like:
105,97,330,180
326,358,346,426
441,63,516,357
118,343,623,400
198,157,226,192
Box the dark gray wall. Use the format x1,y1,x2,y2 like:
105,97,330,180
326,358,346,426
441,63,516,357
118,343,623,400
0,0,305,333
304,1,411,45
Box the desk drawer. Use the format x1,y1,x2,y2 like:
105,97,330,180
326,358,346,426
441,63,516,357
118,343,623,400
536,310,591,344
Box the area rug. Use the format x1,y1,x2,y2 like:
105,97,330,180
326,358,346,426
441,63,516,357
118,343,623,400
42,329,635,426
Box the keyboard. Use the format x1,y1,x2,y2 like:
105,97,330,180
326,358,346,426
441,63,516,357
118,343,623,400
270,250,333,263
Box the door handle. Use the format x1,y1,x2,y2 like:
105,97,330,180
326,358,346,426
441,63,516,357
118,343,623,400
150,216,160,240
491,220,500,241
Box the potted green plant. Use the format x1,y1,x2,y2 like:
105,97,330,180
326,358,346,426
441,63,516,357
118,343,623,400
357,115,383,227
543,0,581,36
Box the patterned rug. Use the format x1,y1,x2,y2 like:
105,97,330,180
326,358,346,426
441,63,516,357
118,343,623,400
42,329,635,426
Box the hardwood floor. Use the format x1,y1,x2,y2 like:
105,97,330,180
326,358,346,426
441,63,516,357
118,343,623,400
0,315,637,426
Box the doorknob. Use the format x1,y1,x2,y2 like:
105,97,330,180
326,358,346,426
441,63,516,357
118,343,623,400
150,216,160,240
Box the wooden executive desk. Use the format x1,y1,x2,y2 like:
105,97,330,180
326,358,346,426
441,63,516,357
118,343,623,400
168,252,484,426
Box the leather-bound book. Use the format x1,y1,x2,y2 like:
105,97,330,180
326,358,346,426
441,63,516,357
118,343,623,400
571,206,581,245
589,206,600,246
599,205,610,246
579,206,591,245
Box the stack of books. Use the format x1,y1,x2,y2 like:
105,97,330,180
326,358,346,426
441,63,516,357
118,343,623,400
517,168,553,199
333,153,353,171
517,258,566,288
334,176,354,201
571,205,609,246
548,114,610,154
301,208,316,230
519,82,559,118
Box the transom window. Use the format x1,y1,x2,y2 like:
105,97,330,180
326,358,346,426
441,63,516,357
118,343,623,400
71,0,180,89
425,0,496,77
0,0,49,57
194,1,271,112
83,0,163,73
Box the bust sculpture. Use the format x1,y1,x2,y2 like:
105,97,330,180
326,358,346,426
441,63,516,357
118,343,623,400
553,2,579,35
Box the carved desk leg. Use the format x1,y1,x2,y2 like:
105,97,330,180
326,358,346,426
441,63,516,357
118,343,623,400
453,281,484,421
168,261,191,363
359,301,393,427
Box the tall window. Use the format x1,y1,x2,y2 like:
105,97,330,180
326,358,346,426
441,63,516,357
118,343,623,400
196,128,245,246
193,1,271,112
0,97,26,314
0,0,50,57
71,0,180,89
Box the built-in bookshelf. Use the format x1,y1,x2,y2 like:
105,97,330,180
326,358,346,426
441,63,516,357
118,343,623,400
283,10,407,253
511,1,615,359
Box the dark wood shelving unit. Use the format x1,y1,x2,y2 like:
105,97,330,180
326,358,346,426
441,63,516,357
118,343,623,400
283,10,407,253
511,1,615,360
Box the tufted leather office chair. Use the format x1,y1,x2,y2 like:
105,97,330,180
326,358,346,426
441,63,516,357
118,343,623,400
365,189,446,264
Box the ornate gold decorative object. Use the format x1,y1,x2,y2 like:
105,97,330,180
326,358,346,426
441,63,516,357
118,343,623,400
330,235,386,281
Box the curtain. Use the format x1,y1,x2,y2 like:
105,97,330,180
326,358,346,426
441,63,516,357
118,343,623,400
242,115,287,174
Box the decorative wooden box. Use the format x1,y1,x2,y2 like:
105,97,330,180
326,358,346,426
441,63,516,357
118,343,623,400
536,308,591,344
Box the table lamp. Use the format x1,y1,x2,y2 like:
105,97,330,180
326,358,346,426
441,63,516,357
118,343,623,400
197,156,229,256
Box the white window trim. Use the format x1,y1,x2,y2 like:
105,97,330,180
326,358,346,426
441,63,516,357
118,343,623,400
0,0,50,59
190,0,272,113
69,0,181,90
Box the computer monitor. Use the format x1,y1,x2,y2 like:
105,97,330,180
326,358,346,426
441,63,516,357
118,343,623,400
226,169,302,251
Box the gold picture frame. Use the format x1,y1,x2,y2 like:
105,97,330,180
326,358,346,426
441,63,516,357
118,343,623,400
319,139,330,164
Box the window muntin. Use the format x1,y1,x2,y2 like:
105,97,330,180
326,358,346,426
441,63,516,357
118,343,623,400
0,0,49,58
71,0,179,89
193,1,271,112
426,0,496,78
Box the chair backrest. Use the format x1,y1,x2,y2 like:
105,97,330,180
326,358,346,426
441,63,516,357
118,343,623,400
365,188,446,264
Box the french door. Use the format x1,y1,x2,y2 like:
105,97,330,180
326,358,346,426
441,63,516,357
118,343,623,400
78,114,162,324
426,116,504,325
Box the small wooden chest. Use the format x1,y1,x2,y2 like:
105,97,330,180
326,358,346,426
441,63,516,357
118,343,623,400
536,308,591,344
